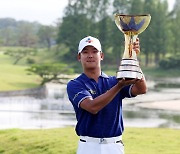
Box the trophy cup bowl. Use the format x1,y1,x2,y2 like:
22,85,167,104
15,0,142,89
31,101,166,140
114,14,151,80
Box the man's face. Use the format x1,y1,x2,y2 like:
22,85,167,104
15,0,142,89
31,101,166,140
78,45,104,70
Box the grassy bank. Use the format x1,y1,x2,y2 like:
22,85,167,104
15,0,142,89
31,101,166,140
1,48,180,91
0,127,179,154
0,52,40,91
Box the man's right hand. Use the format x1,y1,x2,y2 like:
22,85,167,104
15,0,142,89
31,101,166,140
117,78,139,88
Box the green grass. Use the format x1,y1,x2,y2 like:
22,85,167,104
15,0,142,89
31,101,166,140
1,46,180,91
0,52,40,91
0,127,179,154
0,46,69,91
124,127,180,154
0,128,78,154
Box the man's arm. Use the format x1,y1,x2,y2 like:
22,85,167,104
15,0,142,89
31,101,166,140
80,79,138,114
131,75,147,96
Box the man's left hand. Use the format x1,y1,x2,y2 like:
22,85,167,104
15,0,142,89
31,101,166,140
133,38,140,55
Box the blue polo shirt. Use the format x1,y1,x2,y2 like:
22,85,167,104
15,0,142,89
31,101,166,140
67,72,134,138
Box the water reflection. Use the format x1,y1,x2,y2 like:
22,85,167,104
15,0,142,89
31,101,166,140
0,81,180,129
0,99,180,129
0,111,76,129
123,105,180,128
158,112,180,128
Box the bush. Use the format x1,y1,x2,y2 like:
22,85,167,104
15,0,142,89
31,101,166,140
159,55,180,69
26,63,74,85
26,58,36,64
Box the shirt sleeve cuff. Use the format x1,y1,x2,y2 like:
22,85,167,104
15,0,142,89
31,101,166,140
77,96,92,108
129,84,135,97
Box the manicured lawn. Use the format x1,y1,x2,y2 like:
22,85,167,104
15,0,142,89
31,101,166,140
123,127,180,154
0,52,40,91
0,127,179,154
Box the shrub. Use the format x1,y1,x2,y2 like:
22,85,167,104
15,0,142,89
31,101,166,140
159,55,180,69
26,58,36,64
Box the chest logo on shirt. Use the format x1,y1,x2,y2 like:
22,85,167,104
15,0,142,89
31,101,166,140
88,89,96,95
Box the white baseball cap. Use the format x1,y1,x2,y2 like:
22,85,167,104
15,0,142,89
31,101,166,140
78,36,102,54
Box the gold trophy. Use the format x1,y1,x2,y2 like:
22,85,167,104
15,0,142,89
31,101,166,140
114,14,151,79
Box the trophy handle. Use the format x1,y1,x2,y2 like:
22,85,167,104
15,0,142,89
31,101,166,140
123,33,138,59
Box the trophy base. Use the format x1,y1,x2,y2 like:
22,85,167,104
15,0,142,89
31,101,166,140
117,59,142,80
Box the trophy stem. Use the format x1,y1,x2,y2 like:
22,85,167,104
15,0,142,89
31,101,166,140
123,34,138,59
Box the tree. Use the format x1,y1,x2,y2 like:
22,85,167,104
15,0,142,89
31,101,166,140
153,0,169,64
57,0,112,63
57,14,91,61
26,63,74,85
141,0,157,66
170,0,180,55
0,27,16,46
0,18,17,46
38,25,56,49
113,0,131,14
171,10,180,54
97,0,111,55
4,49,37,64
173,0,180,14
97,17,112,59
108,17,124,66
0,18,46,47
129,0,143,14
18,23,38,47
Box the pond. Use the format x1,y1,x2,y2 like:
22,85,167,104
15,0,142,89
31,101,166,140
0,80,180,129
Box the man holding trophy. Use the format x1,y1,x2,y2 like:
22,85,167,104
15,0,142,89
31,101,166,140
67,14,150,154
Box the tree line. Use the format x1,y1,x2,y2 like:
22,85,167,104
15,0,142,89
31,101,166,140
0,18,56,49
57,0,180,67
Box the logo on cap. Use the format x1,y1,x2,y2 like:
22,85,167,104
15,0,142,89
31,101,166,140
86,38,93,43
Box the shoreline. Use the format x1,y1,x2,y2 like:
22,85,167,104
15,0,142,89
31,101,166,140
125,88,180,112
134,99,180,111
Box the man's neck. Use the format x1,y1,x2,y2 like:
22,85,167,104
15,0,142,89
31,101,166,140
83,68,101,82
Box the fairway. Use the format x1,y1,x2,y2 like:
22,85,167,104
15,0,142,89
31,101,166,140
0,127,179,154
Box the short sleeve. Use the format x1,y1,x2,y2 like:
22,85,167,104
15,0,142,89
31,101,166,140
67,80,92,108
120,84,135,99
